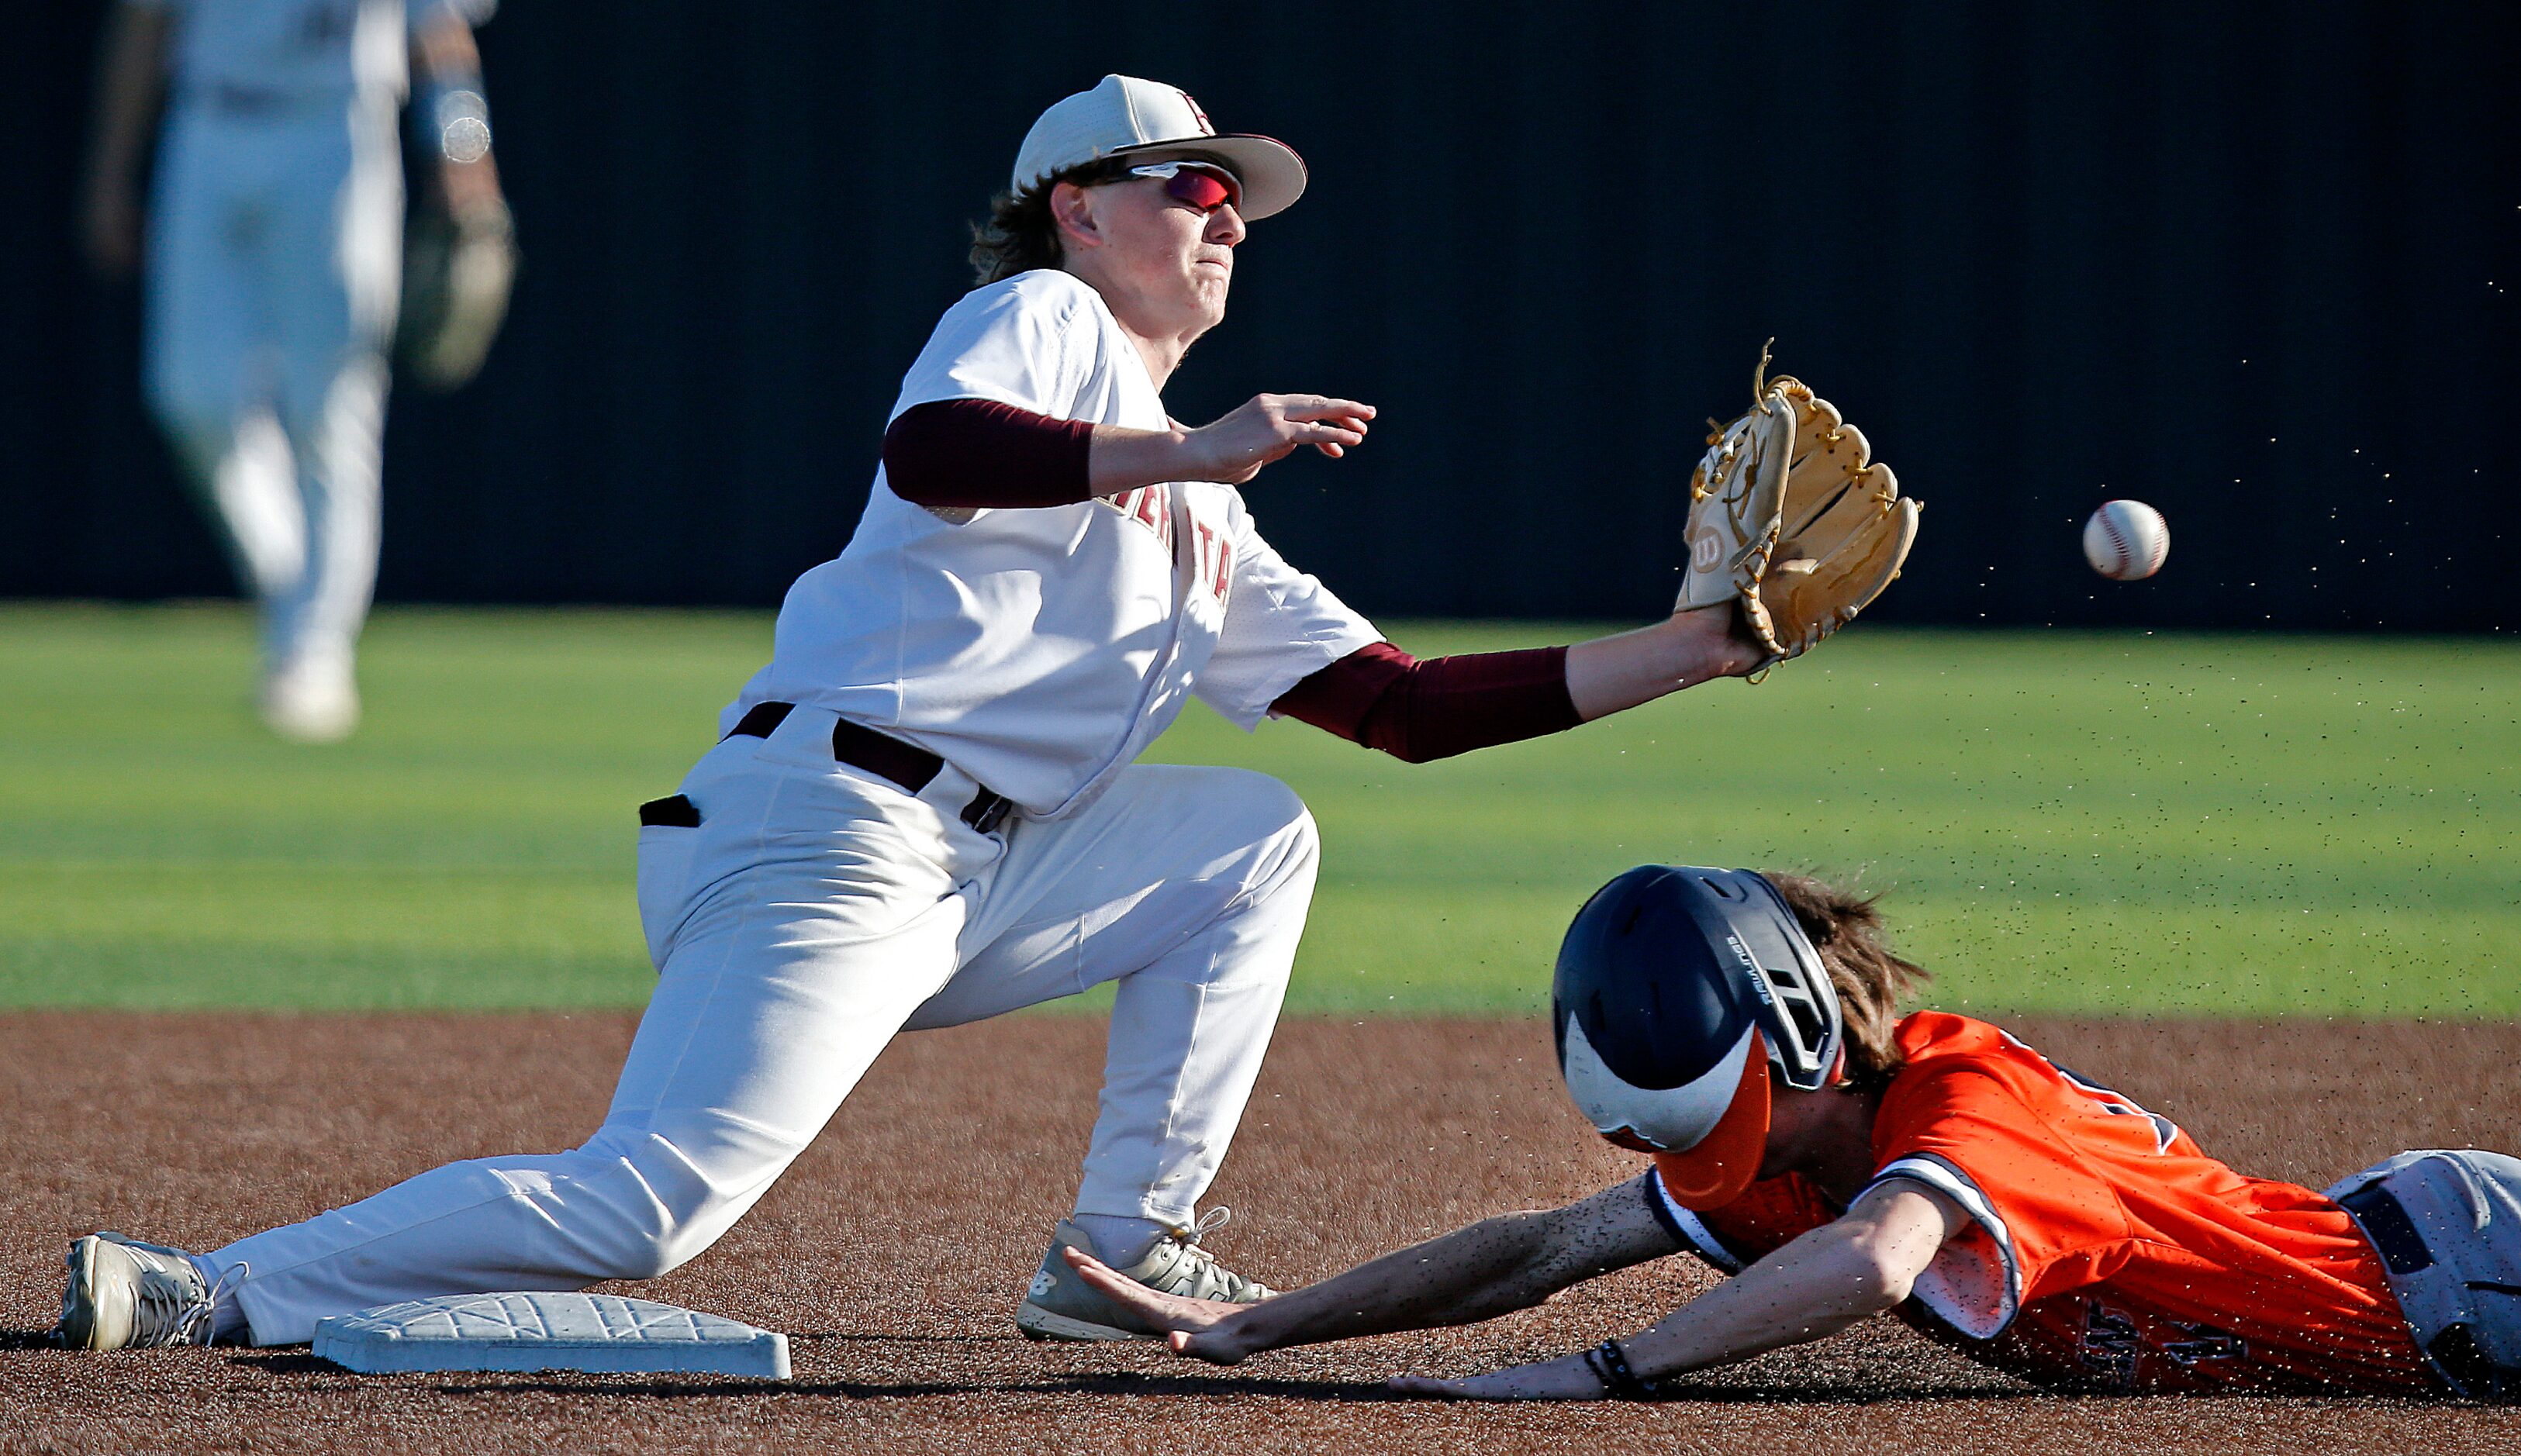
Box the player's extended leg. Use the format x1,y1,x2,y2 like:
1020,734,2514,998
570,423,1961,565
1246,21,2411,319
901,764,1319,1338
251,104,399,740
163,719,1001,1346
143,110,305,611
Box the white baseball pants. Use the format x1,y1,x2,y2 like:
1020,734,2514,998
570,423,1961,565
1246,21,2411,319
209,706,1318,1344
146,95,400,671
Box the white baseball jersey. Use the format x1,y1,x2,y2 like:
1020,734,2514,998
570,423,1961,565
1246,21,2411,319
727,269,1382,817
133,0,494,104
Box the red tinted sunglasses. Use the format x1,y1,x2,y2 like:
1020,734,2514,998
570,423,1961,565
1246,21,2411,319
1127,160,1242,214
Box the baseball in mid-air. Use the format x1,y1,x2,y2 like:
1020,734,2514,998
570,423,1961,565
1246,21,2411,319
2083,499,2170,581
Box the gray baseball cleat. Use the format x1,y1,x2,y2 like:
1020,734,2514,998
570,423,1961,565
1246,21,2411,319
57,1233,226,1350
1016,1209,1274,1342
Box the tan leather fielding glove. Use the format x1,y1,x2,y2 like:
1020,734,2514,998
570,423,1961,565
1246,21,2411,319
1678,349,1920,671
398,196,516,391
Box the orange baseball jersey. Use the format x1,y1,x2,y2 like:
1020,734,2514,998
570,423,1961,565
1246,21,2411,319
1651,1011,2435,1394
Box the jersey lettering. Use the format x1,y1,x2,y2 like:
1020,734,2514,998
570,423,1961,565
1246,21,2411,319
1100,488,1236,602
1176,521,1233,602
2076,1301,2143,1389
2161,1324,2249,1367
1108,485,1176,554
2073,1299,2249,1389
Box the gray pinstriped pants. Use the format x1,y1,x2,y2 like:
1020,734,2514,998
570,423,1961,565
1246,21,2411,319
2329,1149,2521,1400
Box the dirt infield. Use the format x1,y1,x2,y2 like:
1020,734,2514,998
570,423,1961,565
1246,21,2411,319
5,1011,2517,1454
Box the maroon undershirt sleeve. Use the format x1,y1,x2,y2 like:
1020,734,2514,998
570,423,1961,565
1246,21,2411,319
882,403,1580,759
881,398,1096,509
1271,640,1582,763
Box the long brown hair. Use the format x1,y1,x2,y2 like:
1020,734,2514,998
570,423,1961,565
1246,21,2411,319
1762,873,1931,1092
967,159,1134,285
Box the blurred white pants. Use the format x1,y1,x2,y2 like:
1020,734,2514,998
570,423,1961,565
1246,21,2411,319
211,706,1318,1344
146,95,400,671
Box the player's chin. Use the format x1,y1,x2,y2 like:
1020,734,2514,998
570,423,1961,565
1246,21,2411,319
1187,284,1231,332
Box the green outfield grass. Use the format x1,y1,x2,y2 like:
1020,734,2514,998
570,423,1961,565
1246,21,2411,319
0,604,2512,1016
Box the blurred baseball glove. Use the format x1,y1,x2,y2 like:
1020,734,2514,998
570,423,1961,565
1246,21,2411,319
1676,346,1920,671
396,194,516,391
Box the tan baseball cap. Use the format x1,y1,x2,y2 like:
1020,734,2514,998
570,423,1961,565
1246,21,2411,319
1012,74,1307,220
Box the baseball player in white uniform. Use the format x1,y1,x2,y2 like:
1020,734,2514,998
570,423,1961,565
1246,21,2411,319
81,0,508,741
58,75,1770,1352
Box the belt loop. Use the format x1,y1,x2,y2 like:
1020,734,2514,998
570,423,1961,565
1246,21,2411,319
962,789,1012,836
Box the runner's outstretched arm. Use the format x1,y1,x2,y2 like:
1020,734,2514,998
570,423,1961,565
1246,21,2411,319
1069,1175,1680,1361
1394,1180,1963,1399
1069,1175,1963,1399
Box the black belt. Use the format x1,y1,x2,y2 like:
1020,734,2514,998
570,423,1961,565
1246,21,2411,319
2337,1180,2516,1400
638,702,1013,834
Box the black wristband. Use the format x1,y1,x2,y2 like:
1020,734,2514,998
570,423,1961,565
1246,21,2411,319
1581,1338,1659,1400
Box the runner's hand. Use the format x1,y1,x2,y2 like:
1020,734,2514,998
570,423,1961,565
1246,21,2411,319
1062,1247,1259,1365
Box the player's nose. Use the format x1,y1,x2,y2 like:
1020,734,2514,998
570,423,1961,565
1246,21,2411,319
1206,205,1246,247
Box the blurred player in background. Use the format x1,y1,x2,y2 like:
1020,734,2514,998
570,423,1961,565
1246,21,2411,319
81,0,513,741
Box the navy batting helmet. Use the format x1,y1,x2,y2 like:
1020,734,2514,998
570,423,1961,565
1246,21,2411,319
1552,865,1843,1209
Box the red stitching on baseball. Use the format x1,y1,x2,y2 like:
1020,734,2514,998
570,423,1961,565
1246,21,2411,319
2101,505,2132,575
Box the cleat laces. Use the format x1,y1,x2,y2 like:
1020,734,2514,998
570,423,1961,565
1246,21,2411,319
1167,1206,1235,1247
1156,1208,1272,1303
163,1260,247,1347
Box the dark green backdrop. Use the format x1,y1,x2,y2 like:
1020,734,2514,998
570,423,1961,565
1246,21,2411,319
7,1,2516,630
